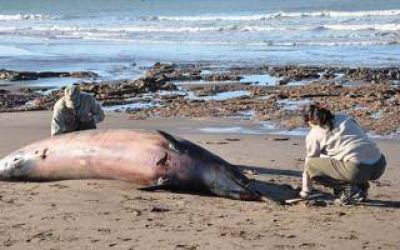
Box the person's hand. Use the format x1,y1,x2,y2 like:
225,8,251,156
79,113,93,123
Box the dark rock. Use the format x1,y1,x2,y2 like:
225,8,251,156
278,78,290,85
0,70,38,81
150,206,170,213
202,74,242,81
160,82,177,91
0,69,98,81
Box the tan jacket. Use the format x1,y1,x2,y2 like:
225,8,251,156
51,93,105,136
305,114,382,165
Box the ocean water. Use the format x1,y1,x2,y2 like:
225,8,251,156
1,0,400,81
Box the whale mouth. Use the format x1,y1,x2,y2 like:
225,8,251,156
0,151,40,180
0,152,25,179
199,163,263,201
157,130,263,201
220,164,263,201
223,177,263,201
240,180,265,201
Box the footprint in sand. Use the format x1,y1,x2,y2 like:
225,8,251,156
265,136,290,141
3,238,15,247
48,183,69,189
151,206,170,213
175,244,199,250
224,138,240,142
26,230,55,243
97,228,111,234
203,141,228,145
117,237,132,242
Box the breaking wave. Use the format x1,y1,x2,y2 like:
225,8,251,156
0,14,53,21
322,24,400,31
141,9,400,21
1,23,398,36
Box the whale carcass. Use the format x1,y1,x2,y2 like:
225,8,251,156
0,129,262,201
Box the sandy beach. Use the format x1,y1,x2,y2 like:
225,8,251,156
0,111,399,250
1,1,400,249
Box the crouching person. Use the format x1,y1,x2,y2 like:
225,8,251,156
51,85,105,136
300,104,386,205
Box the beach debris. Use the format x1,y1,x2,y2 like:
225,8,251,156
284,194,324,205
305,199,327,207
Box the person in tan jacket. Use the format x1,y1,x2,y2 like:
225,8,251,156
300,103,386,205
51,85,105,136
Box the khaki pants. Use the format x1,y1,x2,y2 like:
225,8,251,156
306,155,386,185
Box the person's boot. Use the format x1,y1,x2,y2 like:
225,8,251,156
335,184,354,205
352,183,369,202
335,184,367,205
333,185,344,196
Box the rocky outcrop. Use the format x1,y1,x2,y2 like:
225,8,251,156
267,66,322,81
228,65,400,84
1,63,399,135
201,74,242,81
127,83,400,135
0,69,98,81
79,79,177,101
145,63,202,81
0,92,44,111
344,67,400,83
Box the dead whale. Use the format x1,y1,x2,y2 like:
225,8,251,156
0,129,262,201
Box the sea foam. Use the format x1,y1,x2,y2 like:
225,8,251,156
0,14,52,21
141,9,400,22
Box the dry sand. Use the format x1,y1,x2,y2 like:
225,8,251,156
0,111,399,250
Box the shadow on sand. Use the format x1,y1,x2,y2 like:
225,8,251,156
239,165,400,208
238,165,303,202
249,180,299,202
356,200,400,208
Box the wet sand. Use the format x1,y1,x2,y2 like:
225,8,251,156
0,111,399,249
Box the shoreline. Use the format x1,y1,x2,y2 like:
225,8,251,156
1,110,398,155
2,110,399,158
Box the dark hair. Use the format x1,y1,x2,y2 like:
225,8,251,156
303,103,334,130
